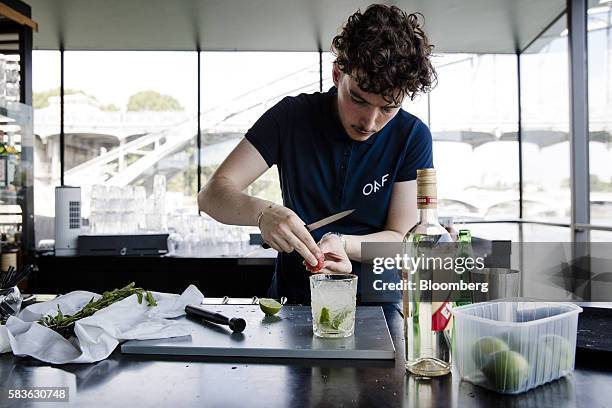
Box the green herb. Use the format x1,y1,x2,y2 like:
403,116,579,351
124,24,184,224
37,282,157,339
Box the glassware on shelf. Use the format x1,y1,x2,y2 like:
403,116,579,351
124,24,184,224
4,55,20,105
0,54,6,108
153,174,167,231
134,186,146,230
86,178,255,257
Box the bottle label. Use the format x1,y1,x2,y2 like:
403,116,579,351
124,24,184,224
417,196,437,206
432,301,453,331
416,180,437,209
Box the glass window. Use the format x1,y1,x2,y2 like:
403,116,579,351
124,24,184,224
326,51,519,222
322,52,335,92
33,50,61,242
402,92,429,127
449,222,573,242
196,52,320,252
520,16,570,223
327,52,518,222
429,54,519,221
591,229,612,242
519,223,572,242
463,222,519,242
200,51,320,204
588,4,612,226
63,51,198,233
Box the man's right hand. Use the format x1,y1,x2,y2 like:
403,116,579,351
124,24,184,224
259,205,323,267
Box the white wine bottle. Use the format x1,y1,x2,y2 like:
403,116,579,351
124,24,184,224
403,168,453,377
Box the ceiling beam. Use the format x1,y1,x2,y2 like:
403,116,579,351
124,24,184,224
0,2,38,31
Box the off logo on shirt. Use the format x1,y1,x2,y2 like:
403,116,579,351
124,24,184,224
362,173,389,196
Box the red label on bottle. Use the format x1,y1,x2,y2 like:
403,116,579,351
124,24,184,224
432,301,453,331
417,196,437,205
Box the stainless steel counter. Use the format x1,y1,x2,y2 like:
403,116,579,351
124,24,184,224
1,305,610,407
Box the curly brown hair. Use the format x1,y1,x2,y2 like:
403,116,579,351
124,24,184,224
331,4,437,103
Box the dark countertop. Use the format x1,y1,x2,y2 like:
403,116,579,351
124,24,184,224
1,305,611,407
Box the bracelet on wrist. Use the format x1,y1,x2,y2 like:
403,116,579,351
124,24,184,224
321,231,347,253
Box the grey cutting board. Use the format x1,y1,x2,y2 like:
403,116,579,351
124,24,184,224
121,305,395,360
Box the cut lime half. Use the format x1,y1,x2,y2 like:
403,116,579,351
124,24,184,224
259,298,283,316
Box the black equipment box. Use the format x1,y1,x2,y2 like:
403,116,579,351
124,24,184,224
78,234,169,256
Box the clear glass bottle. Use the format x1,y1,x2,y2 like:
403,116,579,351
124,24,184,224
403,168,453,377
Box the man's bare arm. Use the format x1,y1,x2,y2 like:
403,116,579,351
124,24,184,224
198,138,272,226
198,138,322,266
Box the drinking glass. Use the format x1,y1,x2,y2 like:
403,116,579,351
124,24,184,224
469,268,521,302
309,274,358,338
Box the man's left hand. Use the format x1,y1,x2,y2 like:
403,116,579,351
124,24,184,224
311,233,352,274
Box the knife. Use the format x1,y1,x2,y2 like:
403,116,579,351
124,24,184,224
262,209,355,249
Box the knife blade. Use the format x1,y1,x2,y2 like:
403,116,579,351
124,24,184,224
306,209,355,232
261,209,355,249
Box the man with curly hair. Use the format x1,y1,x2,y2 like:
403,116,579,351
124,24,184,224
198,4,437,303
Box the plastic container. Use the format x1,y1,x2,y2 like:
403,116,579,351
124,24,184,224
453,299,582,394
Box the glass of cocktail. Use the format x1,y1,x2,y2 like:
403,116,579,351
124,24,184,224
309,274,358,338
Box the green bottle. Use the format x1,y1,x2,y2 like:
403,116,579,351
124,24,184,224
455,229,474,307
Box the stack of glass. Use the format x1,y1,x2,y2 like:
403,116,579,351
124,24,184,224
0,54,5,108
88,173,255,256
166,213,252,257
90,184,145,234
4,55,19,106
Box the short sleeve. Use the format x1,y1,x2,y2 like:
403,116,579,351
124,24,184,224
244,97,292,168
396,120,434,182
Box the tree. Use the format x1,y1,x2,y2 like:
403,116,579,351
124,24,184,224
100,103,120,112
127,91,183,112
33,88,115,110
33,88,81,109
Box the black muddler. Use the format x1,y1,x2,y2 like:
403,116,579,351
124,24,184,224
185,304,246,333
9,265,34,288
0,267,15,290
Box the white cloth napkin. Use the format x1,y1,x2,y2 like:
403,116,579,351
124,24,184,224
0,285,204,364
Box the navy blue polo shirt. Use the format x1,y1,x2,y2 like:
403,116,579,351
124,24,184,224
245,87,433,303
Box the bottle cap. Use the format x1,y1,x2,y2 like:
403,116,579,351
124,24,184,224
416,168,436,184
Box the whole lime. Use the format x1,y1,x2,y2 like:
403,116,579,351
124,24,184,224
472,336,510,369
535,345,556,383
482,350,530,393
538,334,573,372
508,332,530,354
259,298,282,316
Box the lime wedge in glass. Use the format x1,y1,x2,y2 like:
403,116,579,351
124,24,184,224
259,298,282,316
319,307,331,326
331,309,351,330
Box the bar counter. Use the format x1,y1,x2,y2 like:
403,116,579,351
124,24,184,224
1,304,610,407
